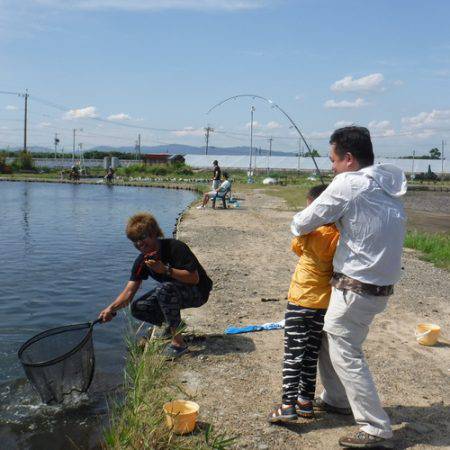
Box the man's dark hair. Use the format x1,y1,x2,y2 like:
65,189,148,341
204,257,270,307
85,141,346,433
213,160,218,165
329,126,374,167
308,184,327,200
223,171,229,178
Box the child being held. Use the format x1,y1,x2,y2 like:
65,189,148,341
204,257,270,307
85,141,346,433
268,184,339,423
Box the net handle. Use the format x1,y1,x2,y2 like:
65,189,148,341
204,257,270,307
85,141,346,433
92,311,116,326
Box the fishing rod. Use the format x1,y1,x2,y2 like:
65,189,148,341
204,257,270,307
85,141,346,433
206,94,324,185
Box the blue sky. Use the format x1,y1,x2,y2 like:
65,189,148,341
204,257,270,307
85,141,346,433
1,0,449,156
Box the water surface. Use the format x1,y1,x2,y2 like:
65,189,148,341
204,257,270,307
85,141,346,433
0,181,196,449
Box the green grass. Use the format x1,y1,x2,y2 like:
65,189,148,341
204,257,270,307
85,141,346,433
404,231,450,270
103,338,237,450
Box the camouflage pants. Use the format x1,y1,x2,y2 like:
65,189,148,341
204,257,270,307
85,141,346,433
131,282,206,328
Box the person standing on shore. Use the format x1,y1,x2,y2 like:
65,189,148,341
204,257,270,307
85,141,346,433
98,212,212,359
212,160,221,189
291,126,407,449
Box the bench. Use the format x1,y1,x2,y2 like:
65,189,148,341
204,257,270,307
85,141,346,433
211,186,232,209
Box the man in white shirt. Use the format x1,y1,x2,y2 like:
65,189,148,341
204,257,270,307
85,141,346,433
291,126,406,449
197,171,231,209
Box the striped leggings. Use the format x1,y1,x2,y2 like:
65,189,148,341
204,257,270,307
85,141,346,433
282,303,326,405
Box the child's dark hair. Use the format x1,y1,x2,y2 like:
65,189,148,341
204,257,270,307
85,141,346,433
308,184,328,200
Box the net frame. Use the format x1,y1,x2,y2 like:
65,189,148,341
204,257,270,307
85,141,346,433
18,321,97,404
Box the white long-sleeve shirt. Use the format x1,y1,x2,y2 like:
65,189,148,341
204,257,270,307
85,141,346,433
291,164,407,286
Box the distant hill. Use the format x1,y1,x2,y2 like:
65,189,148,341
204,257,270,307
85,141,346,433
90,144,298,157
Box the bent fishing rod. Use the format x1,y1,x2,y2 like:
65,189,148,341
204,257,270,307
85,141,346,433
206,94,324,185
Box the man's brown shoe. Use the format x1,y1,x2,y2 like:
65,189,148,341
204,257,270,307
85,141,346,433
339,431,394,448
313,398,352,415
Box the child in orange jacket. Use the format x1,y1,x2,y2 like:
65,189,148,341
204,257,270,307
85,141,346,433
269,184,339,423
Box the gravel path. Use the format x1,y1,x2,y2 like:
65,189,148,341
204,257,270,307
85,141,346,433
176,189,449,450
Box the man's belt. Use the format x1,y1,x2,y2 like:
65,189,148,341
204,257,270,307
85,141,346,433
331,272,394,297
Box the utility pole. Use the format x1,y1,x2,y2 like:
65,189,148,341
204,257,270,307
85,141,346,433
204,126,214,155
54,133,60,160
72,128,82,163
22,89,29,152
135,133,141,160
78,142,84,171
267,137,273,173
249,106,255,176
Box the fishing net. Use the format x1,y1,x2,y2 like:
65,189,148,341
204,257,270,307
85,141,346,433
18,322,96,404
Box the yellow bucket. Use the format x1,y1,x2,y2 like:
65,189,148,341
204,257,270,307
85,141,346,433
415,323,441,346
163,400,199,435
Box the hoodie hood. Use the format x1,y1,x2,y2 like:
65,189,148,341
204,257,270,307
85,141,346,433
360,164,407,198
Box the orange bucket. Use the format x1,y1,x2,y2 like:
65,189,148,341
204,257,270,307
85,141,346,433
163,400,199,434
415,323,441,346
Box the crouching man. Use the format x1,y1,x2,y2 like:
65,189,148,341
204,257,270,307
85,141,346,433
98,212,212,359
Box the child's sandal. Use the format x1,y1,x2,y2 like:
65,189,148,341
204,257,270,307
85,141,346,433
267,404,298,423
296,399,314,418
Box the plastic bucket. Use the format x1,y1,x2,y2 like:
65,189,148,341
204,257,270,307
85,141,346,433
163,400,199,434
415,323,441,346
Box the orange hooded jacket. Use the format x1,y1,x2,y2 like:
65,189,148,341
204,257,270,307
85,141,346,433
288,224,339,309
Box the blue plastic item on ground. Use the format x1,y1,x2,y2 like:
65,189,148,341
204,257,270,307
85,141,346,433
225,320,284,335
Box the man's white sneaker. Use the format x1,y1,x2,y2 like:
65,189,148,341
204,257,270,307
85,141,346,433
196,205,204,209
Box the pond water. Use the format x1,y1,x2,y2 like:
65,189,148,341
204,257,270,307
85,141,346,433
0,181,197,449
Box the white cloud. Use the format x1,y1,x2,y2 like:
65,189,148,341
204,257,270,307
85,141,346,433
5,105,18,111
107,113,131,121
266,121,282,129
324,98,368,109
38,121,52,128
172,126,204,137
245,120,260,129
331,73,384,93
368,120,395,137
64,106,98,120
334,120,353,128
392,79,404,86
401,109,450,129
28,0,267,11
396,109,450,140
294,94,303,101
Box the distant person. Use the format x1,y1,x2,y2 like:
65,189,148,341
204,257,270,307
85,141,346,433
212,160,221,189
197,171,231,209
98,212,212,359
291,126,406,449
69,165,80,181
268,184,339,423
105,167,115,183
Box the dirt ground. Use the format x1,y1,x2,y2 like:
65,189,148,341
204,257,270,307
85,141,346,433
175,189,450,450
